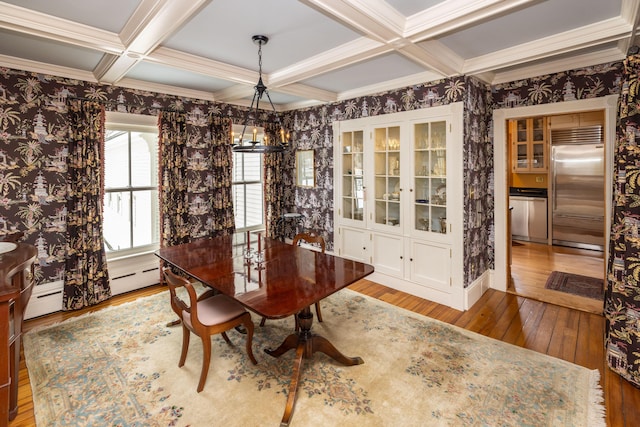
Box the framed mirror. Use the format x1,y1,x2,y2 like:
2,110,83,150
296,150,315,187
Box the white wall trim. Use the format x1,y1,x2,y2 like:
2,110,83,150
492,94,618,292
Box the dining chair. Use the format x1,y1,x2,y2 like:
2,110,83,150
162,268,258,392
260,232,326,329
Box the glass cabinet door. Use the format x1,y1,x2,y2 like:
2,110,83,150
374,125,401,227
341,130,364,222
414,120,447,234
531,117,546,170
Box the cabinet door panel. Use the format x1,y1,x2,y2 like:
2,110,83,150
409,240,450,291
372,233,403,277
340,227,368,262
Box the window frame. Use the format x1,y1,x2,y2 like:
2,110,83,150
232,124,265,232
104,112,159,259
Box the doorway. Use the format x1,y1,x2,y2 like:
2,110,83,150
492,96,617,312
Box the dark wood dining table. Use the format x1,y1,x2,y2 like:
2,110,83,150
155,232,374,426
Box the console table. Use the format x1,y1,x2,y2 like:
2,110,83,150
0,243,37,422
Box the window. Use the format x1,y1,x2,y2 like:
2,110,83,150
232,125,264,231
103,114,159,257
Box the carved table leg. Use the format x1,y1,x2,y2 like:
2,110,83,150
264,305,364,426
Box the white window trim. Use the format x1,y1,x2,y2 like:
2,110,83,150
104,111,159,260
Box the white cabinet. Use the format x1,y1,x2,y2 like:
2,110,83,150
334,103,464,310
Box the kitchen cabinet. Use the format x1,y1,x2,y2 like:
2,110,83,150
548,111,604,130
333,103,464,310
510,117,548,173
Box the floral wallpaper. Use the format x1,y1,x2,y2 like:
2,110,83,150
492,62,622,106
0,59,627,292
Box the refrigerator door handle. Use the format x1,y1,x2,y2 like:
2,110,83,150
553,213,603,221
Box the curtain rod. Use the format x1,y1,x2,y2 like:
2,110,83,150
65,95,259,122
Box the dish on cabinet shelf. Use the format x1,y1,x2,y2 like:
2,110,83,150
384,217,399,226
416,199,428,204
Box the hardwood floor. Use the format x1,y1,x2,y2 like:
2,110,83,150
9,271,639,426
509,240,605,314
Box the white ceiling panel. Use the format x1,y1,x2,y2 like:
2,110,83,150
126,61,235,93
0,28,104,71
163,0,362,72
1,0,138,33
438,0,623,58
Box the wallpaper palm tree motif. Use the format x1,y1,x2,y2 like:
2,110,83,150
0,60,624,293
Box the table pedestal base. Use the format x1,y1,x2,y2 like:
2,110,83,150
265,306,363,426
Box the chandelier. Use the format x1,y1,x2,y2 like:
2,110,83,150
233,35,288,153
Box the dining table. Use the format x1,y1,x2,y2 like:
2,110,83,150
155,231,374,426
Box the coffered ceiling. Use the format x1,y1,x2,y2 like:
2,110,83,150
0,0,637,110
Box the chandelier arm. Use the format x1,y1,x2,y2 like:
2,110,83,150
239,89,261,145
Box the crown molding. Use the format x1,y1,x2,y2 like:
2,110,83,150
0,54,97,82
115,77,215,102
337,70,444,101
491,47,625,85
275,82,337,103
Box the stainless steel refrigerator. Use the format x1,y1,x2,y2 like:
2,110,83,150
551,126,605,250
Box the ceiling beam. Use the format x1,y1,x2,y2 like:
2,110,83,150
147,47,258,85
269,37,391,87
95,0,211,83
0,2,123,54
301,0,404,43
405,0,537,41
463,17,632,75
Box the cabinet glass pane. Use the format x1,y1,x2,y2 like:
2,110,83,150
516,143,528,168
341,130,364,222
532,117,544,141
516,119,528,142
414,121,447,235
531,142,545,169
374,126,401,227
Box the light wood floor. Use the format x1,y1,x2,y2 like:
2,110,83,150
510,240,605,314
9,272,639,426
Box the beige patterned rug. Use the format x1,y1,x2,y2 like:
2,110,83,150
23,289,605,426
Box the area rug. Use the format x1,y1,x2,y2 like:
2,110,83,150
545,271,605,300
23,289,605,426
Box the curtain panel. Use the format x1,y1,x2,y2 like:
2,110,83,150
605,49,640,388
158,112,235,247
263,122,284,239
158,111,190,247
64,100,111,310
210,116,235,236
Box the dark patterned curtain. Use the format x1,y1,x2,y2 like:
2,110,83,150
605,48,640,388
210,116,235,236
158,111,190,247
264,122,284,239
64,100,111,310
158,111,235,247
